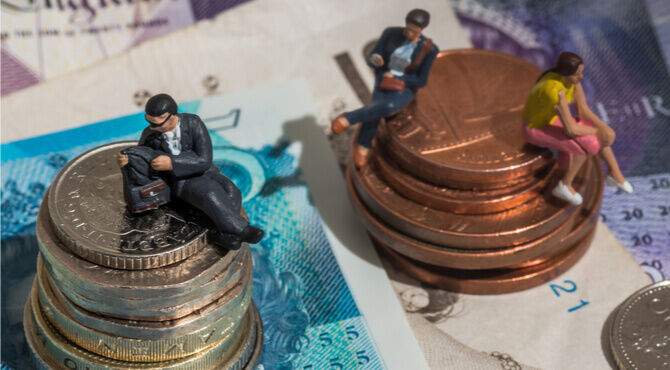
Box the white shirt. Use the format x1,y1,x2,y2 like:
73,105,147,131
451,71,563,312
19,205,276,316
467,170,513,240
388,41,418,77
162,117,182,155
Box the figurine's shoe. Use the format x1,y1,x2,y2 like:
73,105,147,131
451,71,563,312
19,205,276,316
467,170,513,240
241,225,264,244
331,115,350,135
606,175,634,194
353,146,370,169
209,230,242,250
551,181,583,206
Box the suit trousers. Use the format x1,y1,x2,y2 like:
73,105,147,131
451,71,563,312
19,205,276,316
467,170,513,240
344,87,415,148
122,146,248,236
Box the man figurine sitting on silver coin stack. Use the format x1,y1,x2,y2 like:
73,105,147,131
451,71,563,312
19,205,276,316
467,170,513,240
117,93,264,250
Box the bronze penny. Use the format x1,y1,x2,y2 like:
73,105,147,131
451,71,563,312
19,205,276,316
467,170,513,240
346,157,603,270
374,143,557,214
374,225,596,295
377,49,552,189
350,154,590,249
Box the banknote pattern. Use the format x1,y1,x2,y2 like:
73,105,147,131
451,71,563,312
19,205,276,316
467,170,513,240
1,84,383,369
450,0,670,282
0,0,249,95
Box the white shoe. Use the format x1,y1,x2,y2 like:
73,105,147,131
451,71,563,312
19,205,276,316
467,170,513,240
606,175,634,194
552,181,583,205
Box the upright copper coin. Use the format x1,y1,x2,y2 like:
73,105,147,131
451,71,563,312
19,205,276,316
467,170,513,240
610,280,670,370
350,155,590,249
374,143,557,214
374,225,595,295
47,142,208,270
348,157,603,270
377,49,551,189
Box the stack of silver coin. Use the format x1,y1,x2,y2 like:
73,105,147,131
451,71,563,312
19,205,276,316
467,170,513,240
23,143,262,369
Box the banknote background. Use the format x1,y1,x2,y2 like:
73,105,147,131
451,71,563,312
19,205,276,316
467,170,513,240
2,0,670,368
1,0,249,95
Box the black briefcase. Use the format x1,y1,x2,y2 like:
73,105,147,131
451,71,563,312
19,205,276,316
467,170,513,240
122,171,171,213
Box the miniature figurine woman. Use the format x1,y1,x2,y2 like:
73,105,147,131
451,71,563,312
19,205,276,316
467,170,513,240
522,51,633,205
331,9,438,168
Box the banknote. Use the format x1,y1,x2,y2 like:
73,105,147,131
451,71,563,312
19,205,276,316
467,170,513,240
385,223,650,369
0,79,428,369
449,0,670,280
645,0,670,71
0,0,249,95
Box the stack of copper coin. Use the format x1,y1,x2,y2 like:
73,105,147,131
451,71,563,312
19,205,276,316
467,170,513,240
346,50,604,294
23,143,262,369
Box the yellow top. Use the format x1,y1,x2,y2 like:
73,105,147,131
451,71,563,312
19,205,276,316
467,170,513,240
522,72,575,129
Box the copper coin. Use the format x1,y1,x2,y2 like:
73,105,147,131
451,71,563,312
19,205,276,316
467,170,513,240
374,142,557,214
347,157,603,270
349,154,590,249
376,49,552,189
374,224,595,295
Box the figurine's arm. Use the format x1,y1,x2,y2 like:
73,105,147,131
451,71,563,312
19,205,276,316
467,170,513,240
367,27,392,70
169,117,213,178
554,90,597,137
573,83,615,146
399,47,437,90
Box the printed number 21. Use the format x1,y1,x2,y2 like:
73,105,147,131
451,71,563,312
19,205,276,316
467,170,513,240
549,280,589,313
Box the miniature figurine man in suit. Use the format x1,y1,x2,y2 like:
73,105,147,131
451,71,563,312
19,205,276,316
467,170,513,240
331,8,438,168
117,94,264,250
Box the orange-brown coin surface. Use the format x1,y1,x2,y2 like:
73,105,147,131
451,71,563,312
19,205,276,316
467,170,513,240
350,154,591,249
373,226,595,295
377,49,551,189
374,143,557,214
346,157,603,270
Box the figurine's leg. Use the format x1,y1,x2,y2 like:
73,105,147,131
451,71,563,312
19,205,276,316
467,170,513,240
345,89,414,128
355,89,415,148
179,176,248,236
599,147,624,182
562,153,587,191
210,172,243,211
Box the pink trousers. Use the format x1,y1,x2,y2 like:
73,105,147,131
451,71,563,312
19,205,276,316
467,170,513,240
522,117,600,168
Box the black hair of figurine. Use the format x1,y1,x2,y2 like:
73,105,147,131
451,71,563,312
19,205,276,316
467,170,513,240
406,9,430,29
537,51,583,82
145,93,178,117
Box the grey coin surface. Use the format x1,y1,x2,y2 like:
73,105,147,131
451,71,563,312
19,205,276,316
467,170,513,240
34,276,248,362
39,251,245,321
44,251,253,340
611,280,670,370
25,288,260,370
47,141,207,269
37,202,238,301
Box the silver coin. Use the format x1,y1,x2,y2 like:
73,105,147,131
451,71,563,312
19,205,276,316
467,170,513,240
43,252,252,340
25,285,261,369
37,202,239,301
39,251,245,321
610,280,670,370
34,276,246,362
47,142,207,269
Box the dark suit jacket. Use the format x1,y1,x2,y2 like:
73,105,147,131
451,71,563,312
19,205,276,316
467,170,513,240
138,113,227,197
367,27,439,91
